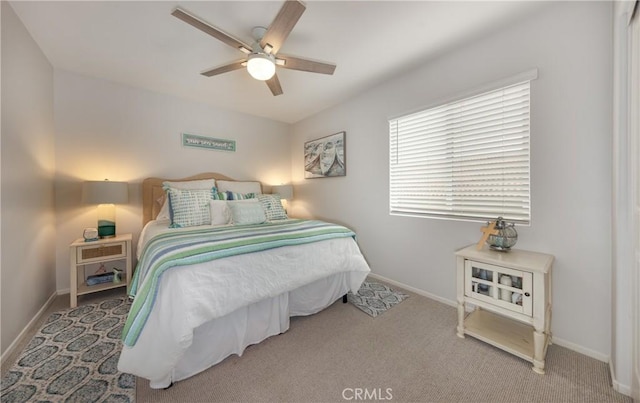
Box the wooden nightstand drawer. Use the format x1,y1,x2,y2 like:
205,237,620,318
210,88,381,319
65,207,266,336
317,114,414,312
77,241,127,263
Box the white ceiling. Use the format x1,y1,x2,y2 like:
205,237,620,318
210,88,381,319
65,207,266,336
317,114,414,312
10,1,549,124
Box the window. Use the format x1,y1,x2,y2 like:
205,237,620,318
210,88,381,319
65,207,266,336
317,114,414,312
389,74,535,224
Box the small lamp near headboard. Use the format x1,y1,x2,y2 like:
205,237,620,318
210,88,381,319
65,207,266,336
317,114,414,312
83,179,129,238
272,184,293,212
272,184,293,201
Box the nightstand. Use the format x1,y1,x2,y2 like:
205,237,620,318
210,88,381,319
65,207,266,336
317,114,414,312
69,233,132,308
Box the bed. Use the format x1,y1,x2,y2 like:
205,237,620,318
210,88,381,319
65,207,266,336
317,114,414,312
117,173,371,388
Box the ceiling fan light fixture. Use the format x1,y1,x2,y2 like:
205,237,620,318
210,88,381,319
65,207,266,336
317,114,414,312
173,1,335,96
247,53,276,81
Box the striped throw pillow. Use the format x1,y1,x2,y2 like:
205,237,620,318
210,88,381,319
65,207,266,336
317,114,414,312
212,191,257,201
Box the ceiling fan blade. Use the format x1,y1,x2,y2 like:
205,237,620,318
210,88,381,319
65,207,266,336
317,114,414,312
201,60,246,77
260,0,306,55
266,74,284,96
172,8,252,53
277,55,336,75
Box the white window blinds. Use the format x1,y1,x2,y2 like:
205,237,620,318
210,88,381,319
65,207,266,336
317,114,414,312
389,80,532,224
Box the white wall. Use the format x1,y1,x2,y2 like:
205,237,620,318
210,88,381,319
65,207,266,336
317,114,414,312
290,2,613,359
1,2,56,355
1,0,620,377
612,0,636,395
53,71,291,291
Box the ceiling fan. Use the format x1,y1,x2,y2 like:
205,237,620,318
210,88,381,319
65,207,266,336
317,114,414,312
172,0,336,96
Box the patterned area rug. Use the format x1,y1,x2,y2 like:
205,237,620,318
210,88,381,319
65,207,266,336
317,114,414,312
348,281,409,317
1,298,135,403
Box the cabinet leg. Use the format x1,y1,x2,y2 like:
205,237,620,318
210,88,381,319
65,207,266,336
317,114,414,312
546,305,553,345
456,300,465,338
532,360,545,375
532,327,546,374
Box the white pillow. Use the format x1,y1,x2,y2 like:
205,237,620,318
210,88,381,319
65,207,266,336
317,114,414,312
216,180,261,195
157,196,171,220
210,200,232,226
157,179,217,220
227,200,266,225
163,179,217,190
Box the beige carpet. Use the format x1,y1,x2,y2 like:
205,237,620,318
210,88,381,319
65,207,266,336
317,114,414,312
136,284,632,403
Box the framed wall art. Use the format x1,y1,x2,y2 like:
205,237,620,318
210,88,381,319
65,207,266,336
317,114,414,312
304,131,346,178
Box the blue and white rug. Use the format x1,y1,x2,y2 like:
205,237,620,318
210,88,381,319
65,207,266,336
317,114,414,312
1,298,135,403
348,281,409,317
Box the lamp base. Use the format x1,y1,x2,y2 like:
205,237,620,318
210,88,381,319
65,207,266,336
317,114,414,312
97,204,117,238
98,220,116,238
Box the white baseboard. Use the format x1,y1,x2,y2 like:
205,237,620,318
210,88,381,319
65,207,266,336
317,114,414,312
0,291,58,366
367,273,618,366
609,359,632,397
551,336,609,363
367,272,458,308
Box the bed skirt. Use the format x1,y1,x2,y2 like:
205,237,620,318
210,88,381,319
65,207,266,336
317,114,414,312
124,272,353,389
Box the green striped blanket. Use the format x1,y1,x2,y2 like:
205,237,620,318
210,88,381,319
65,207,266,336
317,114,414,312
122,219,355,346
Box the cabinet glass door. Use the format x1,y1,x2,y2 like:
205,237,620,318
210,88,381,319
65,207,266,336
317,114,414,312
465,260,533,316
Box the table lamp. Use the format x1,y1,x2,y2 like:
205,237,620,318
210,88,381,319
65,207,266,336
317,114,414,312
82,179,129,238
272,184,293,201
272,184,293,212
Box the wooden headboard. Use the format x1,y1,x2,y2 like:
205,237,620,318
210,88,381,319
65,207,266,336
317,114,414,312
142,172,246,226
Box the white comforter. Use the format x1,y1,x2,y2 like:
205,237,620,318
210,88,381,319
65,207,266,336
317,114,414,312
118,219,370,385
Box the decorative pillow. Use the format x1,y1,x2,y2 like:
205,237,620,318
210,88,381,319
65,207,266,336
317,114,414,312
165,187,212,228
257,194,288,221
212,190,257,200
227,200,266,225
156,179,217,220
216,180,261,194
210,200,232,226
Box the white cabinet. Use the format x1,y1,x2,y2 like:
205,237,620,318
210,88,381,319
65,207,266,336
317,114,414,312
456,244,554,374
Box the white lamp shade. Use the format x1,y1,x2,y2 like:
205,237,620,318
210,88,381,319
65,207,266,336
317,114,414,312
83,180,129,204
247,54,276,81
272,184,293,200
